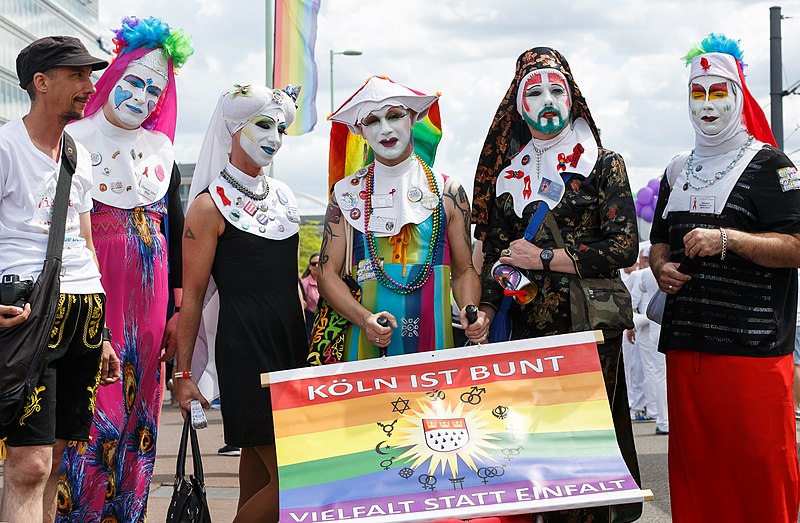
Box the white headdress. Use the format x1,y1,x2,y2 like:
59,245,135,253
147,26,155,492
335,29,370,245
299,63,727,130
188,84,298,203
329,76,438,135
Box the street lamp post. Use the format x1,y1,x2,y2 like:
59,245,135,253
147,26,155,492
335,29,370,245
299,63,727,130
330,49,363,113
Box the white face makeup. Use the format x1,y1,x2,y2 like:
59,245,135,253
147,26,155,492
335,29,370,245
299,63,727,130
105,62,167,129
689,75,737,136
239,107,287,167
520,70,570,137
359,105,413,164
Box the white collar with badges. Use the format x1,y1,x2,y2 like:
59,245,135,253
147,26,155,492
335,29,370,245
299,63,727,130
662,134,763,218
333,154,445,238
495,117,598,218
209,163,300,240
66,111,174,209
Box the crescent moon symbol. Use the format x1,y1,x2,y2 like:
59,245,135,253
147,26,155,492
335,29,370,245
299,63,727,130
375,441,390,455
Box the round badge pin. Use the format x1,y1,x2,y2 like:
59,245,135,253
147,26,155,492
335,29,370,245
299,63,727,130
155,164,165,181
350,208,361,220
99,183,108,192
110,180,124,194
256,213,269,225
259,226,267,233
278,224,285,232
235,197,245,208
339,192,357,210
241,222,250,230
259,202,269,212
350,177,360,186
90,152,102,166
102,167,111,175
421,194,439,210
407,186,423,203
229,210,241,222
521,155,530,166
276,188,289,205
355,168,368,178
359,190,367,200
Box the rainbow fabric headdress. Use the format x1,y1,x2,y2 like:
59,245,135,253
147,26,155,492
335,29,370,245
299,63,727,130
327,76,443,190
83,16,194,142
682,33,775,147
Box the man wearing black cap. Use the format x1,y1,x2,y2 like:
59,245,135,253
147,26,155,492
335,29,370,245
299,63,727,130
0,36,120,522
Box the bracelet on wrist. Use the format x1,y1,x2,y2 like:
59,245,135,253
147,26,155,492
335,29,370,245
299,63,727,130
101,326,113,343
173,370,192,380
719,228,728,261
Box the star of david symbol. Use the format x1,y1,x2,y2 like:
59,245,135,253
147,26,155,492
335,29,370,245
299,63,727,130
391,397,410,414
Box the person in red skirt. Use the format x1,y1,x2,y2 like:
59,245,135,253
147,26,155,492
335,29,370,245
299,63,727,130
650,33,800,523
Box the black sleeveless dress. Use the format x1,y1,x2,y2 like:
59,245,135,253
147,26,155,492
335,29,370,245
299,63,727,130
211,216,307,447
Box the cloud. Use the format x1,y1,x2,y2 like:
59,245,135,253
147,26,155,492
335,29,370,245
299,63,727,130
97,0,800,200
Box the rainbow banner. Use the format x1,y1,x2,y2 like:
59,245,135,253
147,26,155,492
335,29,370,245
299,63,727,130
270,331,646,522
273,0,320,135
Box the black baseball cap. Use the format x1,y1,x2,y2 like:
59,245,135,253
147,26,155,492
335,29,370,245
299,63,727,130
16,36,109,89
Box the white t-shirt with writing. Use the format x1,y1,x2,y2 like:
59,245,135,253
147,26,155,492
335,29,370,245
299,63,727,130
0,118,103,294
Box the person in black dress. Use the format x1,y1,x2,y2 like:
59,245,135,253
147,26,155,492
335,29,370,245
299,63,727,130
175,84,306,523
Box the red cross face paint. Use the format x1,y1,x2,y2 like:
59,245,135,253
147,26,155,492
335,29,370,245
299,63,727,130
689,75,737,136
519,69,571,137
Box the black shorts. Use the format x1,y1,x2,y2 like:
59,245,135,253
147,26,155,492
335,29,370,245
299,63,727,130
1,293,105,446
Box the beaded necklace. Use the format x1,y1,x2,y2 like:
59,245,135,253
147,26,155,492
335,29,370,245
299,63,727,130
221,168,270,200
683,135,754,191
364,155,442,295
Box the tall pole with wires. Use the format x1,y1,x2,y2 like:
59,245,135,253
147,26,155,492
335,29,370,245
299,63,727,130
770,6,784,150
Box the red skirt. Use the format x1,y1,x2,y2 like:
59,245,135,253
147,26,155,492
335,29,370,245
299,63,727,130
667,350,800,523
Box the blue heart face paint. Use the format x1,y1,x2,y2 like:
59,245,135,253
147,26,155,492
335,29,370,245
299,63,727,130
239,108,287,167
105,62,167,129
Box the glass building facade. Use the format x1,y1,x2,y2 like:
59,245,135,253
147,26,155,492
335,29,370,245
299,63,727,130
0,0,111,123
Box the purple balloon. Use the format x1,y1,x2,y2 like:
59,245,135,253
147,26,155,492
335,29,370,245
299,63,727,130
634,199,644,215
637,186,654,205
648,178,661,191
640,204,655,222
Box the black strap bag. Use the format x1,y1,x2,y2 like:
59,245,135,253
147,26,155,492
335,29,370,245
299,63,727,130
167,415,212,523
0,134,77,427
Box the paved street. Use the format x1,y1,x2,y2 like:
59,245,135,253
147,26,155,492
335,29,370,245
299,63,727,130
2,401,797,522
147,405,675,522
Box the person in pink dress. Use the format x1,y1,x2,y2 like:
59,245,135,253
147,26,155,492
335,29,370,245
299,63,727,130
56,17,193,522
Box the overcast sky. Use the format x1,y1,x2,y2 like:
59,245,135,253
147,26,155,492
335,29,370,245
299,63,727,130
97,0,800,207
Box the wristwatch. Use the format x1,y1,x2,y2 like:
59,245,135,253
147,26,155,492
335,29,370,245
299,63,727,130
540,249,554,271
101,326,113,343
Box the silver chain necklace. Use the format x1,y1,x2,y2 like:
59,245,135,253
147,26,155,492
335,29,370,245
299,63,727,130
683,135,754,191
220,168,270,200
532,143,556,176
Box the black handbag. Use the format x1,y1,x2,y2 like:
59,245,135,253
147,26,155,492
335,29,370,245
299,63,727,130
167,415,212,523
0,134,76,427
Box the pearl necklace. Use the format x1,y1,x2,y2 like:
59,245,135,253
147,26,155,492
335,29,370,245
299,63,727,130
683,135,754,191
220,168,270,200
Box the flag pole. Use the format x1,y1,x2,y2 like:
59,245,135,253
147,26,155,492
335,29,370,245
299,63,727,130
266,0,275,176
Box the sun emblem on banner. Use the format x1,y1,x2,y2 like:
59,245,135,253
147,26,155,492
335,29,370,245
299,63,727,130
395,400,499,478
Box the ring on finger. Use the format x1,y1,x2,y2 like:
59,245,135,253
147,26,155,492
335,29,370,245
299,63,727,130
668,284,673,290
502,248,511,256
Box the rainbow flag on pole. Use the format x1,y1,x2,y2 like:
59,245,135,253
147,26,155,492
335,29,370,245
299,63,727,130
273,0,320,135
270,331,646,522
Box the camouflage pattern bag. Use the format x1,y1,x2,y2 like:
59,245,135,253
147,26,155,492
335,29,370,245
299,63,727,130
569,275,634,336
